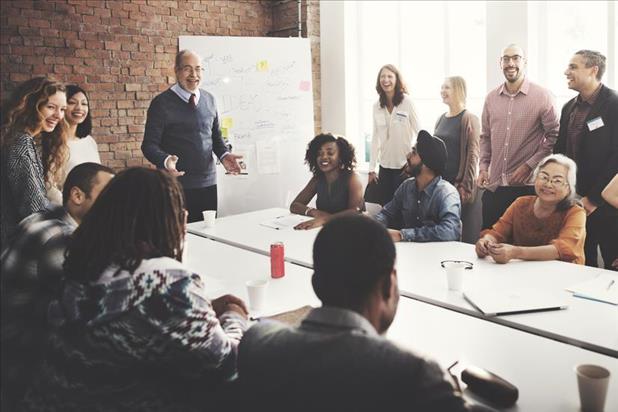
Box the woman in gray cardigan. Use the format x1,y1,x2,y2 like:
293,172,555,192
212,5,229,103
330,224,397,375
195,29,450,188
0,77,68,248
434,76,481,243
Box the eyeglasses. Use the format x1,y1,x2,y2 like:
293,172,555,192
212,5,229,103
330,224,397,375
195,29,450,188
501,55,523,64
536,174,567,186
180,65,204,75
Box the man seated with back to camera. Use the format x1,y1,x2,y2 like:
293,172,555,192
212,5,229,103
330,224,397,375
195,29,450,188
1,162,114,410
236,215,491,412
375,130,462,242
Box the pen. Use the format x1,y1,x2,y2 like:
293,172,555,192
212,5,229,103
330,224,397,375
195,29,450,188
608,280,615,290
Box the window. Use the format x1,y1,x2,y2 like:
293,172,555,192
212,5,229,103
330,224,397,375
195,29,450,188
340,1,616,168
528,1,613,108
346,1,486,164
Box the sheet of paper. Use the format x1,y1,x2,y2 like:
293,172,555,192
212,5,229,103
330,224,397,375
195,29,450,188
256,60,269,72
221,117,234,128
299,80,311,91
566,273,618,305
259,214,312,230
250,304,314,321
256,139,280,175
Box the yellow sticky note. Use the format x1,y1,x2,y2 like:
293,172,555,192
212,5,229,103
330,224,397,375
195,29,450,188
222,117,233,129
221,127,229,138
257,60,269,72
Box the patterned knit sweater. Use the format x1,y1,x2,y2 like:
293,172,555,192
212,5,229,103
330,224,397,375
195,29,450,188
1,132,50,249
20,257,247,411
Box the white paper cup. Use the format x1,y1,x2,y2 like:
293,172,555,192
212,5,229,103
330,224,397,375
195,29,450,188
246,279,269,311
575,364,610,412
202,210,216,228
442,261,469,291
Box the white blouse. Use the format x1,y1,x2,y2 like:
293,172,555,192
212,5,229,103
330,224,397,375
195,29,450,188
47,135,101,205
66,135,101,173
369,95,420,172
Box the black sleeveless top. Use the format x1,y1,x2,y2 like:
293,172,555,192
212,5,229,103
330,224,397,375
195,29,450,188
316,171,363,214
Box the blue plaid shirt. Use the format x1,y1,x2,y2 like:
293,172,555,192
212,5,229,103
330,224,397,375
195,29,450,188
1,206,76,406
375,176,461,242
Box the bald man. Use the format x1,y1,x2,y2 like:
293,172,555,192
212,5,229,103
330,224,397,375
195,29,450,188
142,49,243,222
477,44,559,229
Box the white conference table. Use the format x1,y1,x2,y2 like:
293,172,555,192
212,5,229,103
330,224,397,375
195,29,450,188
389,298,618,412
184,233,618,411
183,233,320,318
188,208,316,267
188,208,618,357
394,241,618,358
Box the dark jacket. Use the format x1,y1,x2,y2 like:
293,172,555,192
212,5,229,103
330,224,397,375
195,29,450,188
555,84,618,216
237,307,492,412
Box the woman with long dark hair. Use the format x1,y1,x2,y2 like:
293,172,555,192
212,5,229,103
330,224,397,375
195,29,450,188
1,77,68,247
22,167,249,411
368,64,420,205
62,84,100,178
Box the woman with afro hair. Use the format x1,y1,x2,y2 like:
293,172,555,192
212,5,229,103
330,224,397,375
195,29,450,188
290,133,364,230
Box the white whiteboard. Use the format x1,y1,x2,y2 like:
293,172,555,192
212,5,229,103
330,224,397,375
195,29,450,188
179,36,314,217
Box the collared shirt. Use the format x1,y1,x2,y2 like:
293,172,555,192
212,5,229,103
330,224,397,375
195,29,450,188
171,83,201,104
375,176,461,242
238,305,487,411
0,206,76,404
480,77,559,191
370,95,420,171
566,83,603,160
300,306,379,337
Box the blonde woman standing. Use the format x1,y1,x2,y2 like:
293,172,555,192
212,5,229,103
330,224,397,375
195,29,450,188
434,76,481,243
368,64,420,205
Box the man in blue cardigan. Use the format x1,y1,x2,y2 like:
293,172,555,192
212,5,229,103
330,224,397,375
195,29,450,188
142,49,242,222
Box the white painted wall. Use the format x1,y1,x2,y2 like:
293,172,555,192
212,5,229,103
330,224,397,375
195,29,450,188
486,1,528,91
320,1,347,136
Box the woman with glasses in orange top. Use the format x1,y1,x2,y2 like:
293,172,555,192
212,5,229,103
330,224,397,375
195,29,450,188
475,154,586,264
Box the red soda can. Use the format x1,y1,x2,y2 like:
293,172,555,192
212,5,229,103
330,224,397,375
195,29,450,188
270,242,285,278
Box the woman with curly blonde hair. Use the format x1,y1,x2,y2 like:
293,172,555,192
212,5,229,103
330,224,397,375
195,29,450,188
1,77,68,248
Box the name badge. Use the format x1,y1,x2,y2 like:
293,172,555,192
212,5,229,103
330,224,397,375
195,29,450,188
395,111,408,123
587,116,604,131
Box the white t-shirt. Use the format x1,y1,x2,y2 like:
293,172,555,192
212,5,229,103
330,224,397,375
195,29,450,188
370,95,420,171
47,135,102,204
66,135,101,173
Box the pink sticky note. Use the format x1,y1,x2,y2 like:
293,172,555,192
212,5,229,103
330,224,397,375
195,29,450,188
299,80,311,91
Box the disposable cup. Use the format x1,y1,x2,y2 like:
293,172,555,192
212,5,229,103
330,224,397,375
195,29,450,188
441,261,472,292
575,364,610,412
202,210,216,228
246,279,269,311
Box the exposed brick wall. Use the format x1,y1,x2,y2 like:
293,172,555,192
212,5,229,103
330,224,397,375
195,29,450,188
0,0,321,170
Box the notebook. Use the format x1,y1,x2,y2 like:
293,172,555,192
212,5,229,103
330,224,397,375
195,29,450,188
259,214,311,230
565,273,618,305
463,288,568,317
